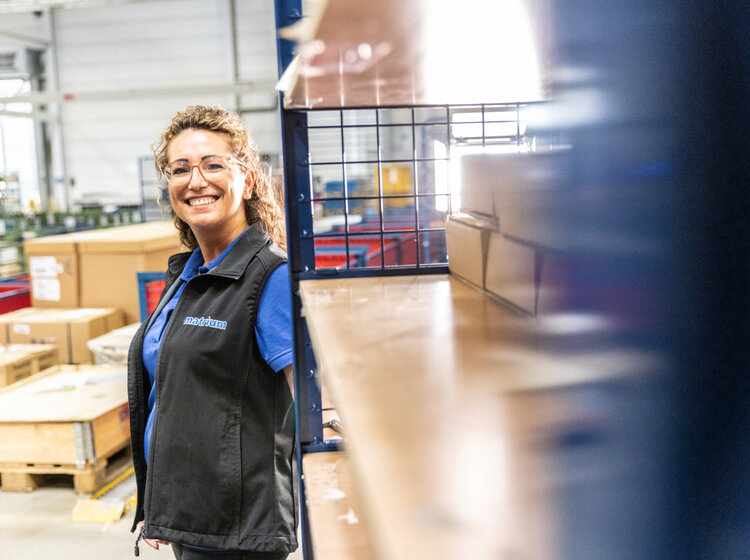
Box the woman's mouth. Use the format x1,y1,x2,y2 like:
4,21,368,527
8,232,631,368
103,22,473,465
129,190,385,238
188,196,218,207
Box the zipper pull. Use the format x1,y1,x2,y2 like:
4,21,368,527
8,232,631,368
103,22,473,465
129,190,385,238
134,524,144,557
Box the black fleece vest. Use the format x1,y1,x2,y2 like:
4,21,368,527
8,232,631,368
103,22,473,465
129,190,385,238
127,225,297,553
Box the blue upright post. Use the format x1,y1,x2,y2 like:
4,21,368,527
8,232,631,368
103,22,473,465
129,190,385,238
273,2,326,560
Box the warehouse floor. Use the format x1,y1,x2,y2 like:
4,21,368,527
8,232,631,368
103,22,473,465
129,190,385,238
0,477,304,560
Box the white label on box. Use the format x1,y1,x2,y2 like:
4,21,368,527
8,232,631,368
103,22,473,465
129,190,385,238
13,323,30,336
31,277,61,301
29,256,60,278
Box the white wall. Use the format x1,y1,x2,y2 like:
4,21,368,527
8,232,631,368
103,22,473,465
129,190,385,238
56,0,281,208
0,12,47,50
1,0,282,210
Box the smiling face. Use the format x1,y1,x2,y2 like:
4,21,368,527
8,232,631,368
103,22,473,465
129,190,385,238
166,128,254,247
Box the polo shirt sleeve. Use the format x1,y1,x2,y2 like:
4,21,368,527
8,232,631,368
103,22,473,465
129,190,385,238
255,263,294,372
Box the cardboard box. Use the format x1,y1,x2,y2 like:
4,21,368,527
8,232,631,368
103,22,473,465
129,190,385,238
0,307,124,364
485,231,538,314
0,343,59,388
24,235,80,308
460,152,569,250
493,152,567,250
445,214,494,289
0,364,130,493
24,222,183,324
76,222,182,324
459,153,503,219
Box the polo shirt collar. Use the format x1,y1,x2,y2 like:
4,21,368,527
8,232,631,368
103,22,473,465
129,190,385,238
179,226,252,282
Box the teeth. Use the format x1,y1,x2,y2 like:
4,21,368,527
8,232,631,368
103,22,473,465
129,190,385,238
188,197,218,206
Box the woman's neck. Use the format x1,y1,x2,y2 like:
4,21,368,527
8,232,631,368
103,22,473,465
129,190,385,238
193,223,249,265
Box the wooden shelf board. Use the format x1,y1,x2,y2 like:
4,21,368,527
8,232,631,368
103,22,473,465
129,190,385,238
299,275,556,560
303,451,375,560
282,0,549,109
299,274,653,559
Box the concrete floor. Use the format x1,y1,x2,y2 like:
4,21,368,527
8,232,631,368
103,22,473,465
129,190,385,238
0,477,304,560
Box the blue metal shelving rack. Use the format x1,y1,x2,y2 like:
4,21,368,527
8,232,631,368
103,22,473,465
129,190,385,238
275,5,525,560
273,4,532,558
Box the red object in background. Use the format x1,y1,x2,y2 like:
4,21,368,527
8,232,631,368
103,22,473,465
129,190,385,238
314,252,360,269
315,235,404,267
145,279,166,316
363,240,399,266
0,285,31,315
396,233,417,265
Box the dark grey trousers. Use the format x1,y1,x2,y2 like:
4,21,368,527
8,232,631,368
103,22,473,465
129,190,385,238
171,543,288,560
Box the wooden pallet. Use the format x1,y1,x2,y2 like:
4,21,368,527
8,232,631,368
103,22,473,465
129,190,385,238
0,344,59,388
0,365,130,493
0,443,132,494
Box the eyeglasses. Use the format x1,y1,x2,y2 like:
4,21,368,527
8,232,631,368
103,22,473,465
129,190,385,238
164,155,247,186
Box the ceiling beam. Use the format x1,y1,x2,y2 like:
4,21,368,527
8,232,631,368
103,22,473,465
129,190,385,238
0,80,278,105
0,108,56,121
0,28,49,48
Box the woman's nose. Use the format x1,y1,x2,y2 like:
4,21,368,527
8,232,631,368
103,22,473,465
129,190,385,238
188,166,207,189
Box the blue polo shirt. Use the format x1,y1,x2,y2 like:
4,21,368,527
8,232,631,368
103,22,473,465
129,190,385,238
142,230,293,463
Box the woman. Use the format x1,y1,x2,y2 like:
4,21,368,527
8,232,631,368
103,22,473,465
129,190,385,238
127,105,297,560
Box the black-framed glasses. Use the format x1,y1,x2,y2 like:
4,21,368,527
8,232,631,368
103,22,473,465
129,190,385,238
164,155,247,186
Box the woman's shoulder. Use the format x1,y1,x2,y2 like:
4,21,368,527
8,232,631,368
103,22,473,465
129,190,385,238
254,237,287,271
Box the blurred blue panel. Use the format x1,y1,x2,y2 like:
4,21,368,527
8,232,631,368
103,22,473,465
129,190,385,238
526,1,750,559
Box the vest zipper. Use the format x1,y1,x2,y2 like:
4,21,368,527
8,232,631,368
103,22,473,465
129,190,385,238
134,524,144,556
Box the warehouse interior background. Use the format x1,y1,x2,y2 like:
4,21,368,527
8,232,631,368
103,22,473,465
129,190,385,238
0,0,281,220
0,2,295,559
0,1,748,560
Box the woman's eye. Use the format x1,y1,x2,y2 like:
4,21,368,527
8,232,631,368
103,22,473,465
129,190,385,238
171,167,189,175
205,163,226,171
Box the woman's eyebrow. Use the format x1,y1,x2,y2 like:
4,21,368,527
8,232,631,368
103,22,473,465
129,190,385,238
167,154,223,165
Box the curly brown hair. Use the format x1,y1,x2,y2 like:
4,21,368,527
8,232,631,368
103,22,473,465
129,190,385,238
153,105,286,250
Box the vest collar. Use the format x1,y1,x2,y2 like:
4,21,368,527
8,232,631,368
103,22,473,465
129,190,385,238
166,223,271,281
209,223,271,279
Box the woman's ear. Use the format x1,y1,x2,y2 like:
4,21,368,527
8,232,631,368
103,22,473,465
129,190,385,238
243,170,255,200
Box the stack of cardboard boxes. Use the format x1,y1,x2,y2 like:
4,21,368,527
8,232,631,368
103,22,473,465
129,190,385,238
0,221,183,492
447,152,567,316
24,221,181,323
0,221,182,371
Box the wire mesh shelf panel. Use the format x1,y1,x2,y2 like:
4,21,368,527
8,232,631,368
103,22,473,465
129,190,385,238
302,103,534,276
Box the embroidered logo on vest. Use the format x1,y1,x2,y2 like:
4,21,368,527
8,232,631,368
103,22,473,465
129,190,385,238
183,316,227,330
